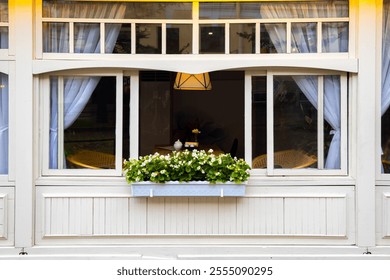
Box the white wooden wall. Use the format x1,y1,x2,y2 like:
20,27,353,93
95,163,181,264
35,186,355,245
376,187,390,245
0,188,14,246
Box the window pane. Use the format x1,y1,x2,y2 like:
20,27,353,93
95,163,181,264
74,23,100,53
0,0,8,22
136,24,161,54
324,76,341,170
200,24,225,54
322,22,349,53
259,1,349,19
273,76,318,169
291,23,317,53
0,73,8,174
252,76,267,169
261,23,286,53
49,76,116,170
230,23,255,54
0,27,8,49
139,71,245,159
109,23,131,54
166,24,192,54
43,22,69,53
382,0,390,173
43,1,192,19
123,76,130,160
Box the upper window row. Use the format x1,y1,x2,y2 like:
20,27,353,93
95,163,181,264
0,0,8,49
42,0,349,55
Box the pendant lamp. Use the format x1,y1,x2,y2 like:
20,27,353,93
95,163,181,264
173,72,212,90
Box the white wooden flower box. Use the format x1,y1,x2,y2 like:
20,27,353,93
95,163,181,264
131,181,246,197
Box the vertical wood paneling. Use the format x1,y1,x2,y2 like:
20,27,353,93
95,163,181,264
326,197,347,236
40,193,349,238
218,198,237,234
384,197,390,237
128,198,147,234
147,198,165,234
0,196,5,238
165,197,189,234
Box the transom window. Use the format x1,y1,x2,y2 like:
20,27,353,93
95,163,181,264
41,0,349,55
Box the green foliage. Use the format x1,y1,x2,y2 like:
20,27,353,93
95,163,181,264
123,150,251,184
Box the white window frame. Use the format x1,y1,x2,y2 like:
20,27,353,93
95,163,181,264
245,70,348,177
41,69,125,176
35,0,351,58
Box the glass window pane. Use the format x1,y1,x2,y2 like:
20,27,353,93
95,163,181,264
123,76,130,160
291,23,317,53
74,23,100,53
108,23,131,54
43,1,192,19
200,24,225,54
50,76,117,170
273,76,318,169
230,23,255,54
126,2,192,19
259,1,348,19
324,76,341,170
322,22,349,53
252,76,267,169
166,24,192,54
0,0,8,22
0,27,8,49
0,73,8,174
261,23,286,53
43,22,69,53
136,24,161,54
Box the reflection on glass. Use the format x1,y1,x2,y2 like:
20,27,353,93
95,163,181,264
166,24,192,54
0,26,8,49
261,23,286,53
63,77,116,169
322,22,349,53
291,23,317,53
74,23,100,53
43,22,69,53
200,2,261,19
126,2,192,19
123,76,130,160
230,23,255,54
109,23,131,54
0,0,8,22
259,1,348,18
273,76,318,169
200,24,225,54
252,76,267,169
136,24,161,54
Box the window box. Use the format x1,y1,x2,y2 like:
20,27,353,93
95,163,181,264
131,181,246,197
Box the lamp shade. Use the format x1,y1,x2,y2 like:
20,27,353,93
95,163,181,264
173,72,212,90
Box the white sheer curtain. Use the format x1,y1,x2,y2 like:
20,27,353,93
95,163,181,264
0,74,8,174
260,2,345,169
48,3,126,168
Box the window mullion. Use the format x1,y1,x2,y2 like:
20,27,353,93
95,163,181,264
129,74,139,159
225,23,229,54
100,23,105,54
193,1,199,54
69,22,74,54
131,23,136,54
161,23,167,54
255,22,260,54
317,21,322,53
115,74,123,173
244,72,252,167
318,76,324,170
286,21,292,54
57,77,64,169
267,72,274,175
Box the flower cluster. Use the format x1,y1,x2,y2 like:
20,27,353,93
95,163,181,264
123,149,250,184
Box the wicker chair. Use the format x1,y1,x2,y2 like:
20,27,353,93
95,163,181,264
252,149,317,169
67,150,116,169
